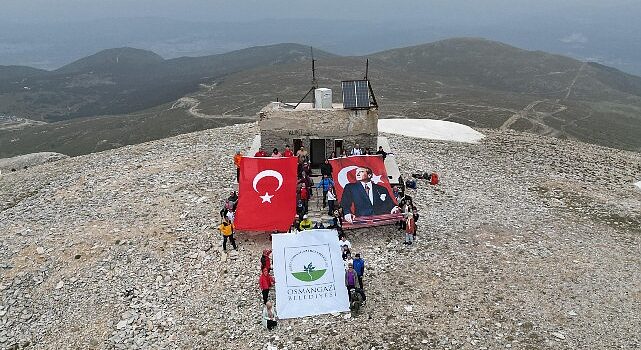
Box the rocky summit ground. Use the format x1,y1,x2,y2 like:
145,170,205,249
1,123,640,350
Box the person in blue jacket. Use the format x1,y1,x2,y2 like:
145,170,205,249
316,174,335,208
352,253,365,288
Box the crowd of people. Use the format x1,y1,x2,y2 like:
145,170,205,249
254,231,370,330
226,142,424,330
340,235,367,308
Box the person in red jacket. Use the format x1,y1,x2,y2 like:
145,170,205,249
254,147,268,157
260,249,272,271
283,145,294,157
259,268,275,304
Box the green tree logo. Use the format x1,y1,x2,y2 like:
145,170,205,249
292,262,327,282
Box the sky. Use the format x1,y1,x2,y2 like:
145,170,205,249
2,0,640,74
2,0,638,23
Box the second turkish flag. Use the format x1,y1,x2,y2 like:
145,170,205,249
235,156,298,232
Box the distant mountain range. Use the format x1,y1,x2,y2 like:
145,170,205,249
0,44,334,122
1,38,640,157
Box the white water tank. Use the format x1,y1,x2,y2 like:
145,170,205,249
314,88,332,109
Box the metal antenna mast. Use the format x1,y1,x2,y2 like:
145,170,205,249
294,46,318,109
311,47,317,90
364,58,369,80
365,59,378,108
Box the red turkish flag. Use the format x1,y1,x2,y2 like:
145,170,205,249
329,155,401,228
235,156,298,232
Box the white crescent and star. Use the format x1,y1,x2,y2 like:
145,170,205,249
371,174,383,184
252,170,284,203
337,166,358,188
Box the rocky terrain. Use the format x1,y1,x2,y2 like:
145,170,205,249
0,123,640,349
0,152,68,173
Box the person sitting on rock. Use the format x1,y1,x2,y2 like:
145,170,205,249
262,301,278,330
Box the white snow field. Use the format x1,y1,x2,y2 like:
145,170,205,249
378,118,485,143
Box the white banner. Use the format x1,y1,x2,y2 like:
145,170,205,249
272,230,350,319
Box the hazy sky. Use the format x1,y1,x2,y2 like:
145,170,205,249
3,0,638,23
2,0,640,74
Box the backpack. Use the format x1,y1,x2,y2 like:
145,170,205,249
430,172,439,185
405,179,417,189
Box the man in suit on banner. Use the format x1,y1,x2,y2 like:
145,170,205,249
341,166,400,223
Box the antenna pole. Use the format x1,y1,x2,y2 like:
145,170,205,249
365,59,369,80
311,46,317,106
311,47,317,89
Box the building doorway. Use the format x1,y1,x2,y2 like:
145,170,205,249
334,139,343,158
293,139,303,155
310,139,326,168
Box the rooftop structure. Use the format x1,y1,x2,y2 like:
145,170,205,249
258,94,379,168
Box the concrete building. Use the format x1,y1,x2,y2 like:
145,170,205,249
257,98,378,167
251,83,402,186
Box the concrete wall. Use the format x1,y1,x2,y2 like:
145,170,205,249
258,102,378,162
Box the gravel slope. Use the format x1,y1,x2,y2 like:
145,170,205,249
1,123,640,349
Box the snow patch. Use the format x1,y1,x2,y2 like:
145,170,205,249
635,181,641,190
378,118,485,143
